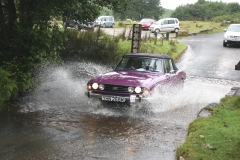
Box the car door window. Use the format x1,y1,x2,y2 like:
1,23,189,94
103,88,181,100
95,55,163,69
163,20,168,25
164,59,173,73
169,20,175,24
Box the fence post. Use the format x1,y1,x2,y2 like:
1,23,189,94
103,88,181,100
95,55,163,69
166,32,169,40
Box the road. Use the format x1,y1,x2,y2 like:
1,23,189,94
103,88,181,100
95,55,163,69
0,31,240,160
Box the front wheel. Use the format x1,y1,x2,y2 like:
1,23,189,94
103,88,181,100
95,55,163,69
155,29,160,33
102,24,106,28
174,28,179,33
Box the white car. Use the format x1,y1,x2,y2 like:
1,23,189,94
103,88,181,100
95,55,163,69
149,18,180,33
223,24,240,47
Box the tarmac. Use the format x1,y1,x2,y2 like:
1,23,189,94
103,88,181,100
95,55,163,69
226,87,240,96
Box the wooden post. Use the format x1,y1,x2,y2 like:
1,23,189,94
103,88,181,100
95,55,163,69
131,24,142,53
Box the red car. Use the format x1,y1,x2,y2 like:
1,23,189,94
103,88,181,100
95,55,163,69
138,18,155,30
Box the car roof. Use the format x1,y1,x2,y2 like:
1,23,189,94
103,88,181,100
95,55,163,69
123,53,173,59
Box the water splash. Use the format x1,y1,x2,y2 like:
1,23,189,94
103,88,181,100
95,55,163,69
19,61,236,118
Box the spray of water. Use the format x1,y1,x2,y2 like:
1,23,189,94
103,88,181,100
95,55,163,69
19,61,237,118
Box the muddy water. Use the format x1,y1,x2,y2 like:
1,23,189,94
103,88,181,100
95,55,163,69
0,61,238,160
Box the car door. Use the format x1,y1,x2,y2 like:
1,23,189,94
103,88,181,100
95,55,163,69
105,17,110,27
168,19,176,32
160,19,168,32
164,59,178,87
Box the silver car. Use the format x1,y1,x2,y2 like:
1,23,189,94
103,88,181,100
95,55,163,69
94,16,114,28
149,18,180,33
223,24,240,47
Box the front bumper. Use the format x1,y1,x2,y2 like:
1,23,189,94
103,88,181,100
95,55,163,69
149,27,154,32
85,91,147,103
224,39,240,44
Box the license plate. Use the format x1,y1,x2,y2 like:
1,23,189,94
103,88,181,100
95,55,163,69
102,95,126,102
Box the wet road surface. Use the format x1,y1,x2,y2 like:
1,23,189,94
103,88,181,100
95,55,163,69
0,32,240,160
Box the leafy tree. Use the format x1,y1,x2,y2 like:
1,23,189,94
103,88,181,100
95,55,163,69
0,0,128,95
171,0,240,21
114,0,164,21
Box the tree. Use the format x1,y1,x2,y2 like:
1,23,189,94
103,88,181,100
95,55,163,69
0,0,128,94
171,1,240,21
114,0,164,21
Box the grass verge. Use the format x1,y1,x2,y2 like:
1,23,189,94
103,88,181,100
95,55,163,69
176,96,240,160
117,39,187,62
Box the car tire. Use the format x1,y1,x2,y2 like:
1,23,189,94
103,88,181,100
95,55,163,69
223,41,227,47
155,29,160,33
103,24,106,28
174,28,179,33
111,24,114,28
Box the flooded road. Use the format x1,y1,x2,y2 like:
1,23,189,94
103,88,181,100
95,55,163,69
1,32,240,160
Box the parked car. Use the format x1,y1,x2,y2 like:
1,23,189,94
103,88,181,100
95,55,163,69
94,16,114,28
149,18,180,33
138,18,155,30
223,24,240,47
63,19,94,30
86,53,186,105
63,19,84,30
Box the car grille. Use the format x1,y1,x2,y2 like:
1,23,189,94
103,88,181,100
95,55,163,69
103,84,129,93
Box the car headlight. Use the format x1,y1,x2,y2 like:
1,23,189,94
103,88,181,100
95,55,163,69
92,83,98,90
135,86,142,93
128,87,134,93
99,84,105,90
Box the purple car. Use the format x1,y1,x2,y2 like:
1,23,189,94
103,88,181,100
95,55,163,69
86,53,186,104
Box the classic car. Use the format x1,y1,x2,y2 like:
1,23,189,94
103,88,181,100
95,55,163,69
86,53,186,104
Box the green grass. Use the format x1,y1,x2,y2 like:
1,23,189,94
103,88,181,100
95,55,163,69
180,21,227,34
115,38,187,62
176,96,240,160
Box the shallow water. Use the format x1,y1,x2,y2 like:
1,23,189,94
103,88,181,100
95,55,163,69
1,61,238,160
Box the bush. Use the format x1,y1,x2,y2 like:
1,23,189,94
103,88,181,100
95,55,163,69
0,68,18,107
59,29,121,64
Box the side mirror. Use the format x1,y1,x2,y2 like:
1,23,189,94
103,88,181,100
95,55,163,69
170,70,176,74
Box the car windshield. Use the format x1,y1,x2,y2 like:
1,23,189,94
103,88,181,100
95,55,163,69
228,25,240,32
115,57,163,72
156,20,162,25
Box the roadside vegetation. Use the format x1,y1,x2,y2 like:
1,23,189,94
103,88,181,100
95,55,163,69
176,96,240,160
60,28,186,64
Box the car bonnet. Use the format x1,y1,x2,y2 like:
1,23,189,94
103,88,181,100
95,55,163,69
88,70,163,87
225,31,240,36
